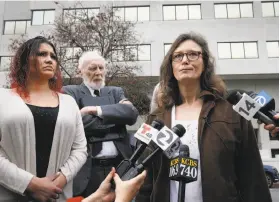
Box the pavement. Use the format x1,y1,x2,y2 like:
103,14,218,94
271,183,279,202
271,188,279,202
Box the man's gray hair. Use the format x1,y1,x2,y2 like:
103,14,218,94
78,51,106,70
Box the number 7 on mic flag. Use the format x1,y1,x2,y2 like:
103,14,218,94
233,93,262,121
254,90,273,107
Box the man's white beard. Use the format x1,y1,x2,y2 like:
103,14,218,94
83,76,105,90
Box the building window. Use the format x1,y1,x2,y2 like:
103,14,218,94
113,6,150,21
63,8,99,22
138,45,151,60
0,56,12,72
262,1,279,17
271,149,279,158
214,3,253,18
3,20,31,35
32,10,55,25
163,4,201,20
218,42,258,59
164,43,172,55
61,47,83,61
112,44,151,61
266,41,279,58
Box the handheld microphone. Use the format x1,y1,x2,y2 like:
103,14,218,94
169,145,198,202
248,90,279,127
121,124,186,181
227,90,275,125
116,120,164,177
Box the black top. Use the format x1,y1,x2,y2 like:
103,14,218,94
26,104,59,178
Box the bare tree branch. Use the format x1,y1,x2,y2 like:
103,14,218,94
8,3,151,114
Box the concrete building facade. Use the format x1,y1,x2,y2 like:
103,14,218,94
0,0,278,168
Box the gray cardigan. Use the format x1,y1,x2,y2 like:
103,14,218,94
0,88,88,202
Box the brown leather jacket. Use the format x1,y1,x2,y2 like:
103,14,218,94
135,91,272,202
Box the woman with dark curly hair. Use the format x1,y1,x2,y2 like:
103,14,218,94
136,32,271,202
0,36,87,202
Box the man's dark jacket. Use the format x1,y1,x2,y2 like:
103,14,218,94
135,91,272,202
63,83,138,195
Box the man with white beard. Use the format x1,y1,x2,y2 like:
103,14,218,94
63,51,139,198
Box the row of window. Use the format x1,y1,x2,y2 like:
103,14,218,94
113,6,150,22
1,41,278,71
111,2,279,21
4,20,30,35
163,5,201,20
63,8,99,23
2,1,279,35
61,45,151,62
164,41,279,59
62,41,279,61
32,10,55,25
218,42,259,59
218,41,279,59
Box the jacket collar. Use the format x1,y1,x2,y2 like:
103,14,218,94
80,83,91,95
80,82,112,96
150,90,218,115
149,90,218,128
199,90,220,100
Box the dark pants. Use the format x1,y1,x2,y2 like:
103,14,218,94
81,155,123,198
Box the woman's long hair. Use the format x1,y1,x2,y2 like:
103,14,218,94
9,36,62,98
158,32,226,109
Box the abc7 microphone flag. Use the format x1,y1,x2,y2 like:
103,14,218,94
169,154,198,183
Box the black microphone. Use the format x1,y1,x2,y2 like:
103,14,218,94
227,90,275,125
115,120,164,178
247,90,279,127
121,124,186,181
169,145,198,202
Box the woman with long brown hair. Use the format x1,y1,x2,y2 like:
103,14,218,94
0,36,87,202
136,32,271,202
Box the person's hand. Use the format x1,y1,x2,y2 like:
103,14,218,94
114,170,147,202
264,114,279,137
80,106,97,116
52,172,67,190
26,176,62,202
82,168,115,202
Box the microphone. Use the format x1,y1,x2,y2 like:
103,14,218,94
227,90,275,125
247,90,279,127
169,145,198,202
115,120,164,177
121,124,186,181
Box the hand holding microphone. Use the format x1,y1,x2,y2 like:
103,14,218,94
227,89,279,138
121,124,186,181
264,113,279,137
248,90,279,127
227,90,276,125
113,170,147,202
68,167,146,202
